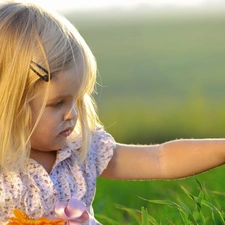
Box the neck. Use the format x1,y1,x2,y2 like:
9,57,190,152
30,149,57,174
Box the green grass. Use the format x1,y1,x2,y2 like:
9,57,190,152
120,180,225,225
93,167,225,224
65,10,225,224
132,180,225,225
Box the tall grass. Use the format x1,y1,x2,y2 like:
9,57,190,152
96,180,225,225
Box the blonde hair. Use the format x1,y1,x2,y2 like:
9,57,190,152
0,1,99,171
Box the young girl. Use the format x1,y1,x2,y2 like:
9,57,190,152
1,1,225,225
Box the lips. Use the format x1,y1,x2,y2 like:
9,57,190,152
59,128,73,137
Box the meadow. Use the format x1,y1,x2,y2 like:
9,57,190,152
66,8,225,224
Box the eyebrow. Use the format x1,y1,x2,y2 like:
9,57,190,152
47,95,75,102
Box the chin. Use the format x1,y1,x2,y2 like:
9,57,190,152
51,142,68,150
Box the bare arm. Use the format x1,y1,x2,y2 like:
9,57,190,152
101,139,225,180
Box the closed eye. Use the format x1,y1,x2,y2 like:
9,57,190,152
49,100,65,108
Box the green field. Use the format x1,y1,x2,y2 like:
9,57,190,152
66,10,225,224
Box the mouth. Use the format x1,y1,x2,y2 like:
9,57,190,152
59,128,73,137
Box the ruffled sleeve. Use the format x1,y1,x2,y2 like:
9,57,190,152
86,128,116,177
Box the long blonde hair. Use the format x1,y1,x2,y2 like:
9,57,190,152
0,2,99,171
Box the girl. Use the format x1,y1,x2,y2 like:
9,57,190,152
0,1,225,225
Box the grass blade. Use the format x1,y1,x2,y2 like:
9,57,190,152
115,204,141,224
141,207,149,225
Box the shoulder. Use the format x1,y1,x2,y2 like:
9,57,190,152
91,127,116,151
86,127,116,176
89,127,116,158
65,127,116,176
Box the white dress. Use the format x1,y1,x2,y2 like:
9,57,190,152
0,128,115,224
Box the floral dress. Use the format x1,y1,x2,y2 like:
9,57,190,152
0,128,115,224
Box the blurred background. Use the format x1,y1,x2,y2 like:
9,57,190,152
20,0,225,224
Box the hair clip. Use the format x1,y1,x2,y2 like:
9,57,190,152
30,61,52,82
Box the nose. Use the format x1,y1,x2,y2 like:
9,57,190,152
64,103,78,121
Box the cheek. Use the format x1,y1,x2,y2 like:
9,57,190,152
31,110,60,139
37,113,60,130
30,117,57,145
30,105,43,130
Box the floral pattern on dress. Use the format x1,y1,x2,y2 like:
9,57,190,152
0,128,115,225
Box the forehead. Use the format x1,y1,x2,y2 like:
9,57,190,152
48,65,80,100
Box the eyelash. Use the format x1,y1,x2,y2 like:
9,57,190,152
51,100,64,108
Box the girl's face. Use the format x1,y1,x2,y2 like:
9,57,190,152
30,65,79,152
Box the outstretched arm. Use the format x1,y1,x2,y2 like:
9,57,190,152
101,139,225,180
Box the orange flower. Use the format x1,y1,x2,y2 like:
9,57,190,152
7,209,65,225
